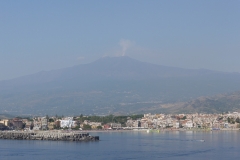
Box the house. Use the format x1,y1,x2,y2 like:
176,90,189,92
48,122,55,130
24,121,33,130
11,118,23,130
0,119,9,127
126,120,133,127
89,122,102,129
110,123,121,129
103,124,111,129
185,121,193,128
33,120,41,130
172,120,180,129
141,121,148,128
60,117,75,128
41,117,48,130
55,120,61,129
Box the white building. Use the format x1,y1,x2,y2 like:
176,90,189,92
33,120,41,130
41,117,48,130
60,117,76,128
185,121,193,128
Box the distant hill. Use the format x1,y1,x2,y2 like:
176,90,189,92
0,113,14,119
1,56,240,115
141,91,240,114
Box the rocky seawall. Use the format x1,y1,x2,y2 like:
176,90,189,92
0,131,99,141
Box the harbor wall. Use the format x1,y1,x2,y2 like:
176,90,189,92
0,131,99,141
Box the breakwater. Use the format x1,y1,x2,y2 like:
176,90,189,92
0,131,99,141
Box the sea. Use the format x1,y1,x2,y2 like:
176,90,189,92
0,130,239,160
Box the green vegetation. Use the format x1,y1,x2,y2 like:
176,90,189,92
96,126,102,130
182,116,187,120
227,117,235,124
82,124,92,130
77,114,143,126
48,118,54,122
72,126,80,130
236,117,240,123
54,125,60,130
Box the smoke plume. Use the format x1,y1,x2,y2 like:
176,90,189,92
119,39,133,56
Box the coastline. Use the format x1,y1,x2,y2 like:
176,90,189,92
81,128,240,133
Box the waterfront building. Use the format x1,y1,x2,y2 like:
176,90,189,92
60,117,75,128
33,120,41,130
89,122,102,129
24,121,33,130
110,123,121,129
11,118,23,130
41,117,48,130
0,119,9,127
48,122,55,130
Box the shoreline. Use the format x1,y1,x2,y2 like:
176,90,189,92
2,128,239,134
82,128,240,133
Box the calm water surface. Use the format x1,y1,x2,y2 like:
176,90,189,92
0,131,239,160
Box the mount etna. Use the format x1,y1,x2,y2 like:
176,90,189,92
1,56,240,115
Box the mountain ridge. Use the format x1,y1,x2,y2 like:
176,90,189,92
0,56,230,84
1,56,240,115
144,91,240,114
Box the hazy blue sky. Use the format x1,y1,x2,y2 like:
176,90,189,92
0,1,239,80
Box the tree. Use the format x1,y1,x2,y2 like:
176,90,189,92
97,126,102,130
30,123,34,130
48,118,54,122
72,126,80,130
82,124,92,130
236,117,240,123
22,123,26,129
227,117,235,124
227,117,231,123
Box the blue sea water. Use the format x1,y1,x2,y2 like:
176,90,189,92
0,131,239,160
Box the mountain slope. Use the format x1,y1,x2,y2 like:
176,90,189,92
144,91,240,114
0,56,227,89
0,56,240,115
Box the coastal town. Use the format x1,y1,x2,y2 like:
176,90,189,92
1,112,240,131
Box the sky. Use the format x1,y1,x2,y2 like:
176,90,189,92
0,1,239,80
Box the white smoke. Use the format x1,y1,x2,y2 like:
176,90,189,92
119,39,133,56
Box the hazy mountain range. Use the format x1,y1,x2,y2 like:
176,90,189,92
137,91,240,114
1,56,240,116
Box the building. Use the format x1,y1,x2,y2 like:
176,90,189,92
33,120,41,130
110,123,121,129
89,122,102,129
60,117,75,128
55,120,61,129
48,122,55,130
24,121,33,130
11,118,23,130
0,119,9,127
41,117,48,130
103,124,111,129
